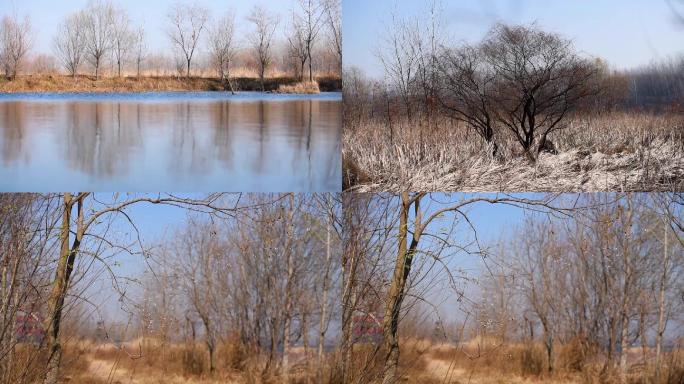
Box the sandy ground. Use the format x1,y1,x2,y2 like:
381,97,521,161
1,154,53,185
87,357,137,384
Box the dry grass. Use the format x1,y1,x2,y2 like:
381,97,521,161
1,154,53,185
0,74,341,93
395,338,684,384
9,337,680,384
343,112,684,192
276,81,321,94
56,338,326,384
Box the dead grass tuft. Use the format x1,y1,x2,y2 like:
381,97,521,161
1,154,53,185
276,81,321,94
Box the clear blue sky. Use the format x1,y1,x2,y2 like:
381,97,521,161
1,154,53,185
0,0,299,56
343,0,684,77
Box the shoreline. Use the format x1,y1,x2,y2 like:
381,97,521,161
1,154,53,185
0,75,342,93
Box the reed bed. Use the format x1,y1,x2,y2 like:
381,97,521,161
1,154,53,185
343,112,684,192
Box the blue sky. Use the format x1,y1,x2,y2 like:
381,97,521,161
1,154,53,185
344,0,684,77
82,192,536,321
0,0,298,56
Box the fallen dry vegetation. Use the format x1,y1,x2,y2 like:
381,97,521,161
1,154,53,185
344,112,684,192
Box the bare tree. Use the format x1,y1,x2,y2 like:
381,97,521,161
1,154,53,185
288,13,308,81
133,27,147,78
112,8,134,77
247,6,279,91
482,24,598,160
208,11,236,90
172,218,229,375
53,12,87,78
0,194,59,384
377,11,420,120
513,218,566,372
41,193,245,384
323,0,342,74
167,3,209,78
377,193,576,384
83,0,115,80
281,194,297,383
436,44,499,156
0,14,31,80
296,0,324,82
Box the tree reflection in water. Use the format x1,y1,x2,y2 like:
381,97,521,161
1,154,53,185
0,95,341,191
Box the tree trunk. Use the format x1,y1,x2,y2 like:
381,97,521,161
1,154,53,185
654,222,670,382
340,199,360,382
282,194,296,383
618,317,629,383
544,328,554,373
187,58,191,78
207,341,215,374
308,52,313,82
619,205,634,384
302,311,310,383
381,193,418,384
225,66,235,95
259,65,265,92
317,214,332,381
43,194,84,384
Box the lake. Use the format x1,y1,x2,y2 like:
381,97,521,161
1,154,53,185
0,92,341,191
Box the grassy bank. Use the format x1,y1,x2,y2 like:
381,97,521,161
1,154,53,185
343,112,684,192
0,74,341,93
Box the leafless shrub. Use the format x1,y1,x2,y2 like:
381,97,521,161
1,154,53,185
83,0,115,80
166,3,209,78
53,12,87,78
0,14,31,80
112,7,134,77
208,11,236,91
247,6,280,91
480,24,599,161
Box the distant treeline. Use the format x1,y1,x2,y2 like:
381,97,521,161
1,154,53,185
0,0,341,88
345,56,684,124
625,59,684,110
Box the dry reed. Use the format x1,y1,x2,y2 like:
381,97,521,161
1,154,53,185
343,112,684,192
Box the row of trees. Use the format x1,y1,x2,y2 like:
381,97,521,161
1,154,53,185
479,194,683,382
1,193,681,384
0,193,254,384
337,193,683,383
1,0,342,86
140,194,341,381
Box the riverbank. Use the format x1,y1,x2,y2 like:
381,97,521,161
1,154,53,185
0,75,341,93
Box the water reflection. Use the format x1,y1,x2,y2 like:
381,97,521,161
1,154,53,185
0,94,341,191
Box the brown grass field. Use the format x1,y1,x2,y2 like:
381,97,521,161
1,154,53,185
343,112,684,192
7,336,679,384
0,74,341,93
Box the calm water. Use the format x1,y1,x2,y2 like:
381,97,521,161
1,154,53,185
0,92,341,191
